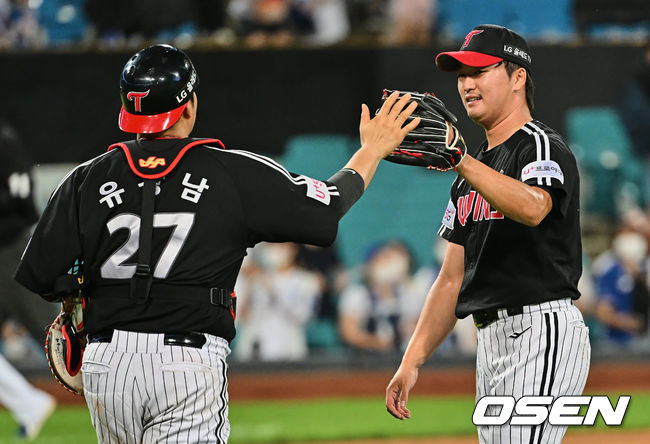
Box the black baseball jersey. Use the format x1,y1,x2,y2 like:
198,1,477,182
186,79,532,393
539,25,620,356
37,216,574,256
15,138,343,340
437,120,581,318
0,121,37,247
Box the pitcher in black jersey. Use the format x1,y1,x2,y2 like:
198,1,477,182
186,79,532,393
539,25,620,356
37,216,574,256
386,25,591,444
14,44,420,443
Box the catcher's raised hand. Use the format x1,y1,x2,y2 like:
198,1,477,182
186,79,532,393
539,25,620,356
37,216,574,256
359,90,421,159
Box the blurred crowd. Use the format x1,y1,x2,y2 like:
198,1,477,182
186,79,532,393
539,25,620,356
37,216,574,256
1,0,648,50
230,238,477,362
226,213,650,363
577,214,650,353
224,202,650,363
1,0,438,49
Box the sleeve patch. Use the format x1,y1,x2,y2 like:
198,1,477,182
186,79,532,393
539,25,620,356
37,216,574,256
521,160,564,184
300,175,331,205
441,198,456,230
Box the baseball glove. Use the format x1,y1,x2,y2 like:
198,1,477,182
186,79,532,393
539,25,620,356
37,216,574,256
381,89,467,171
45,277,86,395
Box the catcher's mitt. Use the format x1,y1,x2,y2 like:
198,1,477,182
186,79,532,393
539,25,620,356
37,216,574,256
45,294,86,395
380,89,467,171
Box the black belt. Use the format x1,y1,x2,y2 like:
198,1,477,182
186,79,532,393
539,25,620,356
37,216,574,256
89,331,207,348
88,284,236,312
472,306,524,329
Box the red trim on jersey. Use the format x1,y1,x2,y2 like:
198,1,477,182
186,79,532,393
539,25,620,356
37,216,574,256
107,138,225,179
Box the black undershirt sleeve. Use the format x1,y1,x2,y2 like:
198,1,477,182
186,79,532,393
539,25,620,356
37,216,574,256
328,168,365,219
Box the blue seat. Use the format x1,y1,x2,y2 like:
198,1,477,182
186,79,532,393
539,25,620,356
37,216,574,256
37,0,88,46
566,107,645,215
438,0,507,39
337,161,454,268
281,134,455,268
305,319,344,352
281,134,352,179
437,0,573,40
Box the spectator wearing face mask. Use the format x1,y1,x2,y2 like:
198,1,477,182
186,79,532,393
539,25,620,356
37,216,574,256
592,230,650,347
338,240,415,353
233,242,322,361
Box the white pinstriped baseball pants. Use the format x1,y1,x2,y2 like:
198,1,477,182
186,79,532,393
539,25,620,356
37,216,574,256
81,330,231,443
476,298,591,444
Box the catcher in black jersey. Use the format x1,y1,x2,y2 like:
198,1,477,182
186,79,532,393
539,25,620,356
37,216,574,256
15,44,420,443
386,25,590,444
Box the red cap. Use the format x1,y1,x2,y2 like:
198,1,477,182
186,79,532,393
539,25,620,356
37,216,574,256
118,102,188,134
435,25,532,73
435,51,503,72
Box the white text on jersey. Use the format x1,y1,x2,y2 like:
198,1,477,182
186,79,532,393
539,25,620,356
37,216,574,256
99,181,125,208
181,173,209,204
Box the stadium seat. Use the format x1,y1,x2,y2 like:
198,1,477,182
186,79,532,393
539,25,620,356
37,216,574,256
305,319,344,353
437,0,573,40
280,135,455,267
337,161,454,268
37,0,88,46
566,107,646,215
281,134,352,178
281,134,454,268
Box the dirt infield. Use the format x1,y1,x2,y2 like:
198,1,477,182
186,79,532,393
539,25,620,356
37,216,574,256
308,429,650,443
227,361,650,400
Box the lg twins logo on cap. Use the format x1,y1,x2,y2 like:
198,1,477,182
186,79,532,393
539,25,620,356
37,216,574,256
462,30,483,47
127,90,150,112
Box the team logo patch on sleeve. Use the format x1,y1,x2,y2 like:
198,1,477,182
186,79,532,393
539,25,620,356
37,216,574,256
442,198,456,229
521,160,564,184
300,175,331,205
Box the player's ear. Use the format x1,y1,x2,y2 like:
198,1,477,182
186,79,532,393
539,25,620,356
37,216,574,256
184,93,198,119
512,68,526,93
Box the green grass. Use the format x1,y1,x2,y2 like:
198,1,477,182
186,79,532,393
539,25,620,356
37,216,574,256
0,407,95,444
229,396,476,442
1,392,648,443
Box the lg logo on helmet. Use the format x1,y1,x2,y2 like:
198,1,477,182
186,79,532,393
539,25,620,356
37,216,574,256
127,90,150,112
175,70,197,104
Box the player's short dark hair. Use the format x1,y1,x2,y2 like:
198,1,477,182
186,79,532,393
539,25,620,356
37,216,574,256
503,61,535,112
